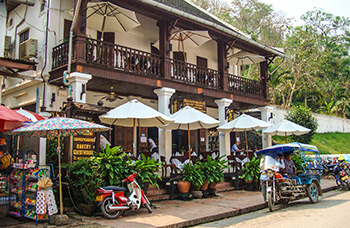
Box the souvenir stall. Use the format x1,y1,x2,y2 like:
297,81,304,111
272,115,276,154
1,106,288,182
0,105,58,223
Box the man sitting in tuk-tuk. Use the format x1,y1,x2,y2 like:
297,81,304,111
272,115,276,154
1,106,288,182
285,154,297,177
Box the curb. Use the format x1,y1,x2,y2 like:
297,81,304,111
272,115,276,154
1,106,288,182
158,203,267,228
157,185,338,228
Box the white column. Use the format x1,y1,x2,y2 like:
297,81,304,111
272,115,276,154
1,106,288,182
0,1,6,58
154,87,176,160
215,98,232,157
68,72,92,103
259,106,275,148
205,129,209,151
38,111,51,166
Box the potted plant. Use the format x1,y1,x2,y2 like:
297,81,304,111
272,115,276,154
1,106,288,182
131,154,163,192
241,157,261,185
178,163,204,193
199,155,228,190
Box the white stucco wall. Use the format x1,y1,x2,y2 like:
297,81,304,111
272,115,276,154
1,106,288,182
262,105,350,133
3,0,250,116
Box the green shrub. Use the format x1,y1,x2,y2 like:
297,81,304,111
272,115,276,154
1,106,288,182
181,163,204,190
63,159,99,206
291,155,303,171
241,157,261,182
90,144,132,186
199,156,228,184
286,105,318,143
130,154,163,189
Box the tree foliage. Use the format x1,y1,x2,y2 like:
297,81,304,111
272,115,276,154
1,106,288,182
285,106,318,143
190,1,350,119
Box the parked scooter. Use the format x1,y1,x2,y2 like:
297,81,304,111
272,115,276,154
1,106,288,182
333,156,350,190
322,158,336,176
96,173,152,219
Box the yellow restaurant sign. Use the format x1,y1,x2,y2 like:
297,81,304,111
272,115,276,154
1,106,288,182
72,132,95,161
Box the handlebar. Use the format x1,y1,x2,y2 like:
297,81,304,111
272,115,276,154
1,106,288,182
123,172,138,183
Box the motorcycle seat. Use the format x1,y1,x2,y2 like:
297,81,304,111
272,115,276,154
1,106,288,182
103,186,126,191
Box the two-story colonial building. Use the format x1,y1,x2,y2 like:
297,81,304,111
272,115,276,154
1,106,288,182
2,0,285,163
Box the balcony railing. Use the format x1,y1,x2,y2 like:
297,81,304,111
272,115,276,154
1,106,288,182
86,38,161,77
52,40,69,69
228,74,264,97
171,59,221,90
51,38,266,99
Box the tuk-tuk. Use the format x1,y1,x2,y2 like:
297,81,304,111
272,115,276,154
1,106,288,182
256,142,323,212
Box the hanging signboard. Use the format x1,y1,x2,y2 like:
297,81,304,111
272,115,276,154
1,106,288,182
72,132,95,161
183,98,206,113
172,97,206,113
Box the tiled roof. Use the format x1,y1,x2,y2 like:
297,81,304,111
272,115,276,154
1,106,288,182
153,0,234,31
0,57,37,66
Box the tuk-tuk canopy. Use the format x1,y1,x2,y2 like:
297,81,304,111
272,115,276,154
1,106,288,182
255,142,319,155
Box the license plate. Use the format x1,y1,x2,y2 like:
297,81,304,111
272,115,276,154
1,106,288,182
96,195,103,202
267,186,272,192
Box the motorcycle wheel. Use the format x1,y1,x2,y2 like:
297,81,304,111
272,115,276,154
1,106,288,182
143,195,152,213
267,192,275,212
346,181,350,191
307,182,319,203
100,196,122,219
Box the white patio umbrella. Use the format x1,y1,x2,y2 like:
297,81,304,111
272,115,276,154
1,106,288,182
163,106,220,161
218,114,272,157
153,30,212,60
86,1,141,38
99,99,174,155
263,119,311,143
228,51,265,65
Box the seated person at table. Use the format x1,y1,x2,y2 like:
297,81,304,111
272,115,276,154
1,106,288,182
148,138,158,153
231,141,243,155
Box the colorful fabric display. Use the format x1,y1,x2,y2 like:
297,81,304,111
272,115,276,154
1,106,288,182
36,189,57,216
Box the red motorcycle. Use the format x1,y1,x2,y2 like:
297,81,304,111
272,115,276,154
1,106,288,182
96,173,152,219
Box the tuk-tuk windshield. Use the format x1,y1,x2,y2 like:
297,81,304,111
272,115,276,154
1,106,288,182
260,154,283,172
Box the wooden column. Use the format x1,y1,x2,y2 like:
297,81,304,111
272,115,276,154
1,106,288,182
260,61,269,99
73,0,88,65
159,20,171,80
217,40,228,91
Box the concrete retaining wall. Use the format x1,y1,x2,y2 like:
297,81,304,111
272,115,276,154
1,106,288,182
262,106,350,133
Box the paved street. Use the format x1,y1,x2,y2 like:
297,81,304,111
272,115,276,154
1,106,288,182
191,190,350,228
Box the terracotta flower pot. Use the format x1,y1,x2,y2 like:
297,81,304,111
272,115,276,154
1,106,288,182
208,182,217,189
178,180,191,193
200,181,209,191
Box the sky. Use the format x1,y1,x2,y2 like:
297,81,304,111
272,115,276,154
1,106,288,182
258,0,350,25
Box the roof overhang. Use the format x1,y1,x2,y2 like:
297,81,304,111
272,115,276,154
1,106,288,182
0,57,37,79
136,0,286,58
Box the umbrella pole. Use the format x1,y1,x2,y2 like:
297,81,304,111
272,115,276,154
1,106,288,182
188,125,191,163
132,119,136,156
58,135,63,216
285,132,287,143
245,129,248,159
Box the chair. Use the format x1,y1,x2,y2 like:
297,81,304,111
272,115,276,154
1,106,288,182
160,156,177,178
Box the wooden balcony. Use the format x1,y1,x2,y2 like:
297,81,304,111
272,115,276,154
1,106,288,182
51,37,266,100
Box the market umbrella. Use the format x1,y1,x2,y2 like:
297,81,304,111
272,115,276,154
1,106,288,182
228,51,265,65
15,108,45,122
86,1,140,39
99,99,174,155
163,106,220,161
263,119,311,143
8,117,111,216
153,30,212,60
0,105,31,131
218,114,272,157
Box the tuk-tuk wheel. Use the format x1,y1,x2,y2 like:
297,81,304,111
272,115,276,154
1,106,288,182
267,192,275,212
308,182,319,203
